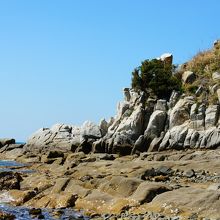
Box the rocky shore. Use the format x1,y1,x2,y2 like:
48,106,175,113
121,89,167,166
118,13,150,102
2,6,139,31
1,41,220,219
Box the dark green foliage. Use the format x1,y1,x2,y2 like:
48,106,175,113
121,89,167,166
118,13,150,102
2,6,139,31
131,59,182,99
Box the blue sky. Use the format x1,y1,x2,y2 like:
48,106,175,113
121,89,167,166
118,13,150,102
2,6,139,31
0,0,220,141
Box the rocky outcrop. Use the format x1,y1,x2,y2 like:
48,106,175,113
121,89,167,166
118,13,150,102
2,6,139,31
25,85,220,155
24,121,103,154
25,49,220,156
182,71,196,84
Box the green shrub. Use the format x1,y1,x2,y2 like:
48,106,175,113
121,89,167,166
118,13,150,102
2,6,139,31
131,59,182,99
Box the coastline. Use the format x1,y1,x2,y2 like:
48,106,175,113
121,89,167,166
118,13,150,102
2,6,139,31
1,148,220,219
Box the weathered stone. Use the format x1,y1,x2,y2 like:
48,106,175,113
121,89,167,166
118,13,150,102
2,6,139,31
145,110,167,138
123,88,131,102
154,99,167,111
99,176,142,197
129,182,171,204
205,105,219,128
182,71,196,84
169,97,194,128
99,119,108,136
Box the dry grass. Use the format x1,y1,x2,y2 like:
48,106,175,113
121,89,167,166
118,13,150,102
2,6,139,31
182,41,220,75
177,42,220,106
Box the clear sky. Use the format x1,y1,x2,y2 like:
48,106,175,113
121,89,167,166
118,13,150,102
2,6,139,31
0,0,220,141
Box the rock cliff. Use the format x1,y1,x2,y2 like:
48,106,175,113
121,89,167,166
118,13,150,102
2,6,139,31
25,40,220,156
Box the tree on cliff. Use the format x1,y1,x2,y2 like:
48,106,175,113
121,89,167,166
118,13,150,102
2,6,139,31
131,58,181,99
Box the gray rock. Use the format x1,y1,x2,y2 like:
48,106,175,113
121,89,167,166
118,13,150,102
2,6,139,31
169,97,194,128
182,71,196,84
123,88,131,102
145,110,167,138
205,105,219,128
25,121,101,154
154,99,167,111
99,119,108,136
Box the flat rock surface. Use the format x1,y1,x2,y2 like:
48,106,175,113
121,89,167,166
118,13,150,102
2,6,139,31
1,149,220,219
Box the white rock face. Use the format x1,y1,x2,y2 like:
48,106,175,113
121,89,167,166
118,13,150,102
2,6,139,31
145,110,167,138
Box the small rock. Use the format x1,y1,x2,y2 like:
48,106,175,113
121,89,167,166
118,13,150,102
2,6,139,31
29,208,42,216
183,169,195,178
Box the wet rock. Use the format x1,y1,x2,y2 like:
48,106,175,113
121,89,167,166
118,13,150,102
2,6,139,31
0,172,22,190
0,211,15,220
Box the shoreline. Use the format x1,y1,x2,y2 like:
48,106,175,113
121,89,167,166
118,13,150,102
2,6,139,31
1,148,220,219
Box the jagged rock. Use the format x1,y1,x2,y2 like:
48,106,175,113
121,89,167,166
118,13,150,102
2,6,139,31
168,91,181,108
148,136,164,152
154,99,167,111
182,71,196,84
99,119,108,136
189,103,205,129
169,97,194,128
116,105,144,135
205,105,219,128
123,88,131,102
145,110,167,138
25,121,101,154
131,135,145,154
159,124,189,150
